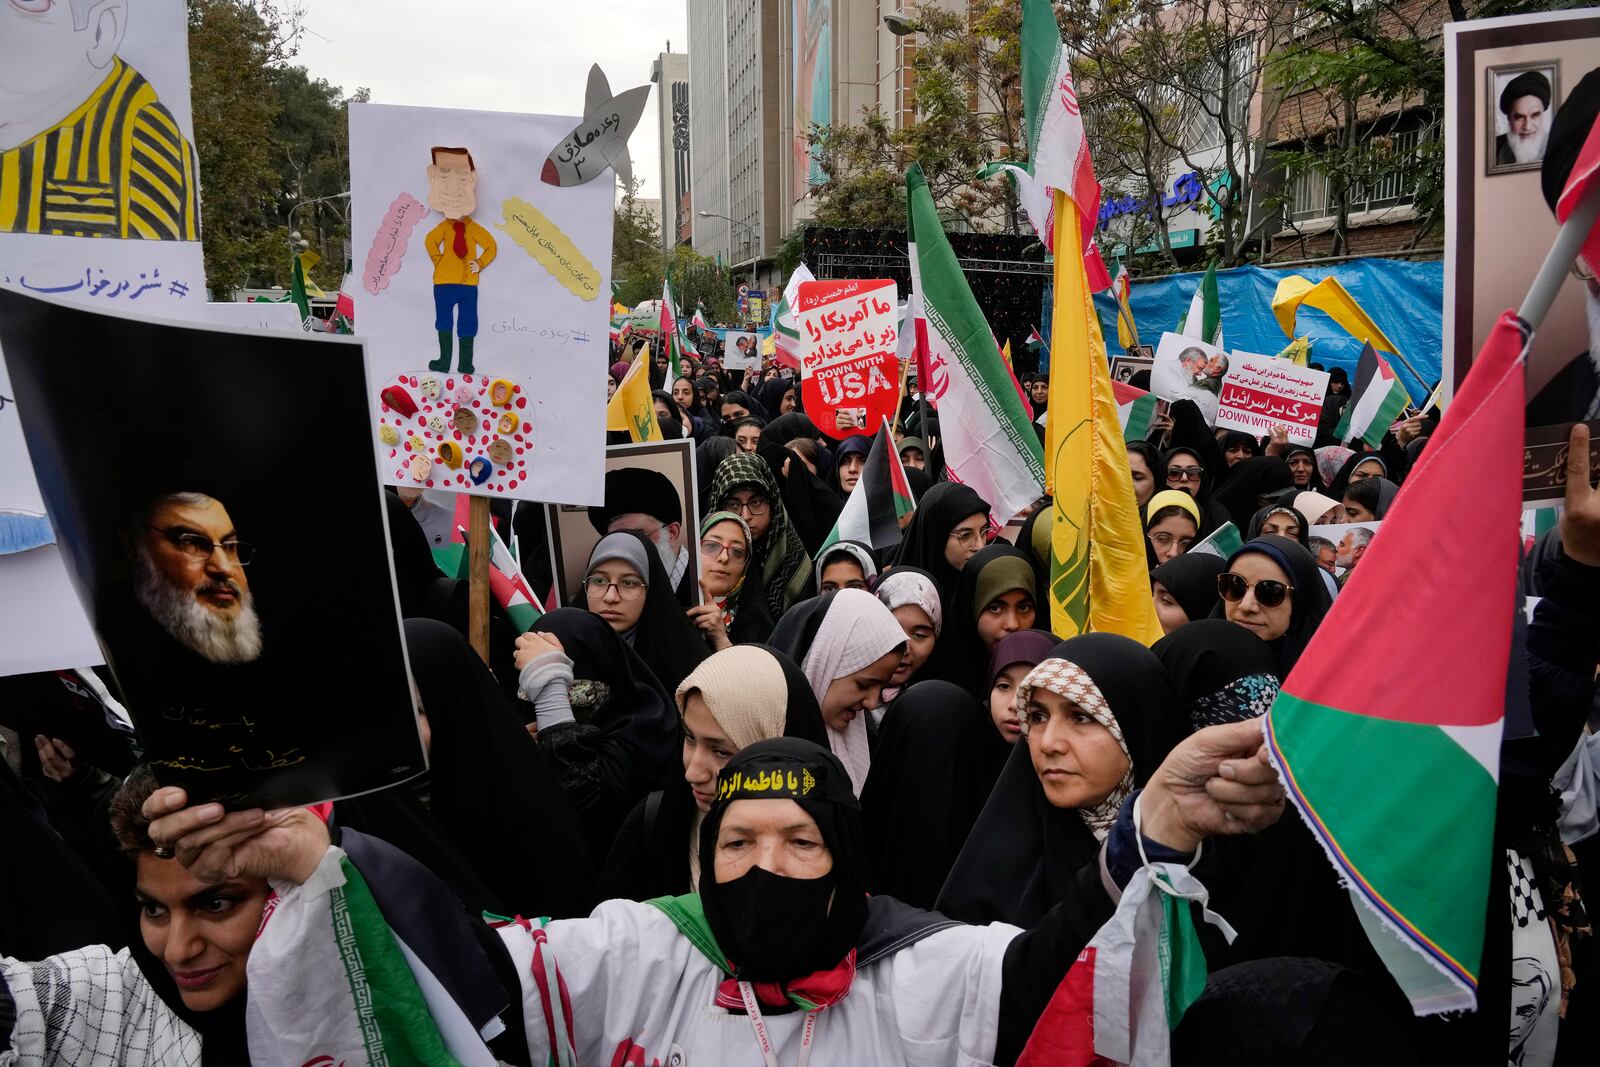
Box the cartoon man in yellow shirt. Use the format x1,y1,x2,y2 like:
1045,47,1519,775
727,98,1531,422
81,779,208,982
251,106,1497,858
0,0,198,240
424,146,497,373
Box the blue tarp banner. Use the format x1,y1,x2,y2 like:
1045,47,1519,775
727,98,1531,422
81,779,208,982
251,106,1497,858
1090,258,1443,401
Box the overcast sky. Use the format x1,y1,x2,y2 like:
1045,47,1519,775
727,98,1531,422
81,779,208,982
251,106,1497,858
292,1,687,201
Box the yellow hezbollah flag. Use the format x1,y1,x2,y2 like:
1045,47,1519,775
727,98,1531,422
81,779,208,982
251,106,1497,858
606,347,661,442
1272,276,1401,363
1275,336,1312,366
1045,190,1163,644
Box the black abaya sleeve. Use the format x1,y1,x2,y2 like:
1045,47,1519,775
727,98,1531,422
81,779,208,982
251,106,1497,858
994,860,1118,1065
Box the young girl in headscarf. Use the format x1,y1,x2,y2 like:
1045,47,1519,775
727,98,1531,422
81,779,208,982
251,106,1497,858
687,511,774,649
1342,475,1400,521
1213,535,1333,678
770,589,907,795
597,645,828,901
707,452,815,616
1144,489,1202,567
580,530,709,694
937,633,1191,928
985,629,1058,744
927,543,1039,699
874,567,943,699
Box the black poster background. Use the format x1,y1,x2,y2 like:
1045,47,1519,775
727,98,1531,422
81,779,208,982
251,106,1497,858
0,288,425,807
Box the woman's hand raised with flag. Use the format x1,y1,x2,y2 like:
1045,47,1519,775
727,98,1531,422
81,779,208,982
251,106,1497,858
1135,719,1286,854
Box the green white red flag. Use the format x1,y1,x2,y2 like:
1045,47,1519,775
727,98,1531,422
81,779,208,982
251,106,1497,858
1265,309,1527,1015
816,418,917,556
905,163,1045,521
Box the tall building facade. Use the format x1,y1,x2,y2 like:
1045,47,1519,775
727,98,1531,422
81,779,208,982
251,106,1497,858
687,0,732,263
650,50,692,252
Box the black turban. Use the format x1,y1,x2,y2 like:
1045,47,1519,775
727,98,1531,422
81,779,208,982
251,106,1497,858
586,466,682,535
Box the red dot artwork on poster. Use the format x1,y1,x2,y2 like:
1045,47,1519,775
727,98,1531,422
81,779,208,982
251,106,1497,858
349,98,621,508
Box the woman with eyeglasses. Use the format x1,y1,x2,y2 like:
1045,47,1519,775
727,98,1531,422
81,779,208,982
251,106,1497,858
1212,535,1332,678
686,511,774,649
707,452,815,617
890,482,994,606
1143,489,1202,567
579,530,709,694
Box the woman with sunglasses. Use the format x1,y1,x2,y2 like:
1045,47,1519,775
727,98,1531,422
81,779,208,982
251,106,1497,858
580,530,709,694
1161,445,1232,535
687,511,774,649
1213,535,1332,678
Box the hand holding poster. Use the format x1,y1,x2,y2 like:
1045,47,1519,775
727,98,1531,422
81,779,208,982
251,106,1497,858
797,280,901,439
1214,353,1331,445
0,289,426,808
1150,331,1229,425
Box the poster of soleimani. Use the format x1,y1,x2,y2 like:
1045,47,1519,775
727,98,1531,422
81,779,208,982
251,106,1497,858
0,287,426,808
1443,9,1600,503
349,102,615,507
0,0,210,675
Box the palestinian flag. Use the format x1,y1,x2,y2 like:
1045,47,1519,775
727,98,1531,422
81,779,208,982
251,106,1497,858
1265,310,1526,1015
1113,379,1157,442
1026,325,1044,353
441,504,544,632
1186,521,1242,559
906,163,1045,522
1333,343,1412,449
1521,505,1560,553
817,418,917,555
1178,259,1222,348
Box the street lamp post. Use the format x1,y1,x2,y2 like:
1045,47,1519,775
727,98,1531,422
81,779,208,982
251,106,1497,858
286,189,352,266
697,210,760,321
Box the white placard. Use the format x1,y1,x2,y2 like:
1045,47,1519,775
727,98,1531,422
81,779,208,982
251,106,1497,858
349,103,613,505
1214,352,1330,445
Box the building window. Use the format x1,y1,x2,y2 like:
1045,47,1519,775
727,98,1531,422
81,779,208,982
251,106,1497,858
1285,123,1426,225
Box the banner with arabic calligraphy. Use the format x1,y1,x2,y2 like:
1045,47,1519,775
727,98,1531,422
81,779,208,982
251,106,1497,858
0,0,209,677
0,288,425,809
796,279,901,440
1214,353,1331,446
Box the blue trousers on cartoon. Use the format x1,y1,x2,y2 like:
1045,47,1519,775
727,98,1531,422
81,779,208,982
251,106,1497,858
431,284,478,372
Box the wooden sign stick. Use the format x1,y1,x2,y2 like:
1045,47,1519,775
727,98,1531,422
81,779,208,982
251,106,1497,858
467,493,492,663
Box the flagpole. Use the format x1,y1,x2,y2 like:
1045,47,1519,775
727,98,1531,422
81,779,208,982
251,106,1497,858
1518,180,1600,334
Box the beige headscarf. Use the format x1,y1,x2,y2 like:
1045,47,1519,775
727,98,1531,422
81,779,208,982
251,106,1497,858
674,646,792,887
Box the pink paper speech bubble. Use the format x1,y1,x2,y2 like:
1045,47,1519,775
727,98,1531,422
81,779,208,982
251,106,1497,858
363,192,429,295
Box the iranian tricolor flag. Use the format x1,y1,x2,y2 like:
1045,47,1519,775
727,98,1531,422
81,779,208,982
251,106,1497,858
817,418,917,556
1178,259,1223,348
906,163,1045,521
660,275,687,381
1112,379,1156,442
443,500,544,632
1021,0,1099,239
1333,342,1413,448
692,302,711,333
771,263,815,370
1265,309,1527,1015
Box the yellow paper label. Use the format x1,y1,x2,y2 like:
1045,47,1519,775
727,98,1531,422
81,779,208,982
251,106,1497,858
496,196,600,301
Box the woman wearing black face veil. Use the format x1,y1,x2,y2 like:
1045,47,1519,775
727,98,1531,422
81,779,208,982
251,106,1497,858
515,607,682,863
334,619,597,920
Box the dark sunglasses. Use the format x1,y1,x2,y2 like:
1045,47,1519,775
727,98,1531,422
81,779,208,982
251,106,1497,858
1167,466,1204,481
1217,572,1294,608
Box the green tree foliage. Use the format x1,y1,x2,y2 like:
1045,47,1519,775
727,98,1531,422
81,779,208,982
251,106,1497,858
611,180,737,321
806,0,1025,231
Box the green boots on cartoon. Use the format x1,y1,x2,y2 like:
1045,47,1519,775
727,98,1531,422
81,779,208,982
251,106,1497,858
429,330,452,372
457,336,475,374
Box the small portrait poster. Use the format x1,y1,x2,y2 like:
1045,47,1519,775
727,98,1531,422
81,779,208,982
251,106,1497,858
0,288,425,808
1150,331,1229,425
544,439,699,607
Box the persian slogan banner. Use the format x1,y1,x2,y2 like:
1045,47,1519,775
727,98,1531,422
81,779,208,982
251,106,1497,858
1214,353,1330,445
796,279,900,439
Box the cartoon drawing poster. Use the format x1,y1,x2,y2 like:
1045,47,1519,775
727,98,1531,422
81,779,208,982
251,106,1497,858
1,0,209,675
350,103,613,506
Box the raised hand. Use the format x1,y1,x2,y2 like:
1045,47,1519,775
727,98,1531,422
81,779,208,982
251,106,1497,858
1562,423,1600,567
142,786,330,886
1137,718,1285,853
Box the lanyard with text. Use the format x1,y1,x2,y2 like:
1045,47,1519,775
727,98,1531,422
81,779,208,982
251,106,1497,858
738,981,818,1067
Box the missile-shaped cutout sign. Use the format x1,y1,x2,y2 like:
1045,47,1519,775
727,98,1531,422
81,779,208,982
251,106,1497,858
541,64,649,188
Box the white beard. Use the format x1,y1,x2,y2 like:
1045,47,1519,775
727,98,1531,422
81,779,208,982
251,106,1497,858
1509,123,1549,165
134,553,263,665
650,526,678,577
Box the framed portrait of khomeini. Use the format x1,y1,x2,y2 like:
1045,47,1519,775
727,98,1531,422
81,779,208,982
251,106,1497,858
1486,62,1559,175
